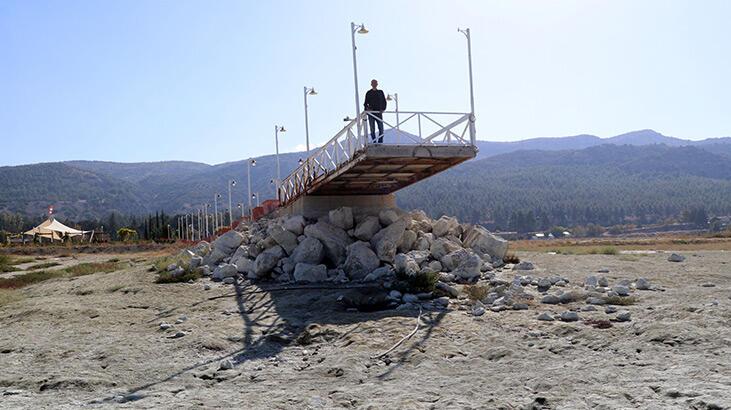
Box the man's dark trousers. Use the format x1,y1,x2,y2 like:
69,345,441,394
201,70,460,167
369,112,384,143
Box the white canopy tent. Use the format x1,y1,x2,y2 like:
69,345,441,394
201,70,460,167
24,217,91,242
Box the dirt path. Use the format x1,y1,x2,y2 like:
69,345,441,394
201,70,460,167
0,251,729,409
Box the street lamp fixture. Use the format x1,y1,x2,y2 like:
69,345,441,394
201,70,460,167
350,22,369,139
303,86,317,152
458,27,476,145
274,125,286,194
247,158,256,219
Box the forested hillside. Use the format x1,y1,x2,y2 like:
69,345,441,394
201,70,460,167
2,130,731,234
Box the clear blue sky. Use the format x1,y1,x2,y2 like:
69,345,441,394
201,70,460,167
2,0,729,166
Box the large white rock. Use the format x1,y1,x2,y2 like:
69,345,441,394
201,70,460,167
229,246,250,266
394,253,420,277
378,209,400,226
370,217,408,262
290,237,325,265
329,207,354,230
397,230,417,253
343,241,381,280
202,248,228,267
212,264,238,280
212,230,245,253
267,224,299,255
190,241,211,257
235,258,253,274
440,248,472,272
253,245,285,276
462,225,509,260
452,253,482,280
303,221,352,266
429,237,462,261
353,216,381,241
283,215,306,236
432,216,460,238
293,263,328,283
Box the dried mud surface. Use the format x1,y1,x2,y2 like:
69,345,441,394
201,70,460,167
0,251,729,409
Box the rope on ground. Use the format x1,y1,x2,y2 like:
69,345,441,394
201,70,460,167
370,307,423,359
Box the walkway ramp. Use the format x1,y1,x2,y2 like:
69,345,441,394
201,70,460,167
278,110,477,206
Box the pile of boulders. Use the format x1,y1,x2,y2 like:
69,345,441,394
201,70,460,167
184,207,509,307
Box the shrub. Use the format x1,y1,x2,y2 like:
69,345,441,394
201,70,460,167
465,284,489,301
503,253,520,264
117,227,138,242
64,262,120,276
24,262,62,270
603,295,638,305
588,246,618,255
395,270,438,293
155,269,202,284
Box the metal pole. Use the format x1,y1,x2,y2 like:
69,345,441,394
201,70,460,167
460,27,476,145
275,126,281,192
214,194,219,234
247,159,253,219
395,93,400,143
304,87,311,152
228,181,233,227
351,22,362,139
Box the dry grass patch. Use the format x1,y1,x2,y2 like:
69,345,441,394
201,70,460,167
604,295,638,306
24,261,62,270
63,262,121,276
465,284,490,301
0,289,24,307
0,261,123,289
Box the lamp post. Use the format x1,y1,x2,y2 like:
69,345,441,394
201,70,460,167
303,87,317,152
458,27,476,145
214,193,221,234
350,22,368,139
274,125,286,193
204,204,210,237
254,192,260,206
247,158,256,219
237,203,243,219
228,179,236,227
387,92,399,141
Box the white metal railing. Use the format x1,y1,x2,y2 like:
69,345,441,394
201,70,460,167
277,110,475,205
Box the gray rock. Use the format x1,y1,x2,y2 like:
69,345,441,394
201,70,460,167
267,225,299,255
235,258,253,274
363,266,394,282
513,261,535,271
537,278,552,292
585,275,598,288
428,260,443,272
635,277,651,290
397,230,418,253
293,263,328,283
598,276,609,287
668,253,685,262
253,246,285,276
171,267,185,277
343,241,380,280
452,253,482,280
203,284,211,290
537,312,554,321
304,221,353,266
166,263,178,272
378,209,400,226
159,322,173,330
353,216,381,241
283,215,306,236
219,359,234,370
541,295,560,304
190,241,211,257
472,305,486,316
616,310,631,322
388,290,402,300
441,248,470,272
370,217,408,263
581,305,597,312
229,246,250,265
432,216,459,238
394,253,420,277
513,303,529,310
212,230,245,253
202,248,228,267
201,265,212,276
436,281,459,298
612,285,630,297
586,297,606,305
605,306,617,314
329,207,354,230
291,237,325,265
434,296,449,307
429,238,462,261
190,256,203,268
559,311,579,322
462,225,509,259
222,277,235,284
402,293,419,303
597,268,610,273
413,236,431,251
212,264,238,280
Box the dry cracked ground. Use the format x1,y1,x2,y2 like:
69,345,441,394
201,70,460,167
0,250,729,409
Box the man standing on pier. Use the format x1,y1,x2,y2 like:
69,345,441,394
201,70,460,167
364,79,387,143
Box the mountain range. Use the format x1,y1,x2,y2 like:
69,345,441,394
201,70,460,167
1,129,730,227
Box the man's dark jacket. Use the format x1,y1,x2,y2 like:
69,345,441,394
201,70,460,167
364,89,387,111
